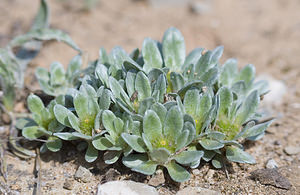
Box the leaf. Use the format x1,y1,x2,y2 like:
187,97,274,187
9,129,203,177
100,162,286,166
142,38,163,73
103,150,122,164
132,160,157,175
153,74,166,103
162,27,185,71
194,51,212,76
150,103,167,124
236,64,255,85
98,47,110,65
199,138,224,150
46,136,62,152
166,161,190,182
121,133,147,153
199,67,219,86
95,63,109,87
235,90,259,125
174,150,204,165
27,94,44,115
170,72,184,92
125,71,136,98
210,46,224,65
92,137,113,150
182,48,203,70
143,110,162,142
175,130,189,151
53,105,72,127
137,97,155,116
72,132,92,140
22,126,44,139
202,150,216,162
212,154,223,169
109,77,131,106
142,133,153,152
242,120,273,139
67,112,80,132
67,54,82,81
178,80,203,98
35,67,49,82
218,87,233,116
164,106,183,142
9,28,81,52
50,62,65,86
99,89,111,110
73,93,89,120
220,58,238,86
53,132,78,140
102,110,116,133
150,148,170,164
85,143,98,162
15,118,37,129
226,146,255,164
184,89,199,116
31,0,49,30
135,71,151,101
47,119,65,133
122,154,148,168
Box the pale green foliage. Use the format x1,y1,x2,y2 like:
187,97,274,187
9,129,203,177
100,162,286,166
19,27,273,182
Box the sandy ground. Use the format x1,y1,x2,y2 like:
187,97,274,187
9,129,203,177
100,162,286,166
1,0,300,194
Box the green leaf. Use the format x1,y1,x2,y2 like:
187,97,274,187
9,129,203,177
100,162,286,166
220,58,238,86
103,150,122,164
170,72,184,92
125,71,136,98
121,133,147,153
210,46,224,65
212,154,223,169
199,67,219,86
53,132,78,140
202,150,216,162
199,138,224,150
226,146,255,164
95,63,109,86
122,154,148,168
98,47,110,65
50,62,65,86
135,71,151,101
235,90,259,125
67,54,81,80
73,93,89,120
162,27,185,71
137,97,155,116
184,89,199,116
242,120,273,139
102,110,116,133
27,94,44,115
132,160,157,175
92,137,113,150
31,0,49,30
35,67,49,82
236,64,255,85
9,28,81,52
15,118,37,129
113,117,124,135
166,161,190,182
85,143,98,162
174,150,204,165
142,133,153,152
142,38,163,73
194,51,212,76
150,103,167,124
164,106,183,142
67,112,80,132
47,119,65,133
109,77,131,106
22,126,44,139
72,132,92,140
53,105,72,127
175,130,189,151
150,148,170,164
182,48,203,70
218,87,233,116
143,110,162,142
46,136,62,152
99,89,111,110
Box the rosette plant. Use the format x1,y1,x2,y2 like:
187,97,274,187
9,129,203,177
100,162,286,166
18,27,274,182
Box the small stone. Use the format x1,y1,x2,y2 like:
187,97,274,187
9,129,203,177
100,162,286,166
97,180,159,195
266,159,278,169
189,1,211,15
284,146,300,155
192,169,201,176
63,178,74,190
204,169,215,184
176,187,221,195
75,166,92,183
274,140,281,146
250,168,292,190
104,168,120,182
148,170,165,186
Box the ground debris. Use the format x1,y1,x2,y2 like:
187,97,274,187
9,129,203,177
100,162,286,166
250,168,292,190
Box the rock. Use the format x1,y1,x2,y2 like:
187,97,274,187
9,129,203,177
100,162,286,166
266,159,278,169
284,146,300,155
257,74,286,106
250,168,292,190
189,1,211,15
63,178,74,190
279,162,300,193
97,180,159,195
74,166,92,183
204,169,215,184
176,187,221,195
104,168,120,182
148,169,165,186
192,169,201,176
149,0,191,8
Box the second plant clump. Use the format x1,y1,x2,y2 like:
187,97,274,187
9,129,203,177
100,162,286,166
18,27,273,182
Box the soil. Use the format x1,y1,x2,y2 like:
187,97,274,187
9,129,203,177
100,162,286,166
1,0,300,194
